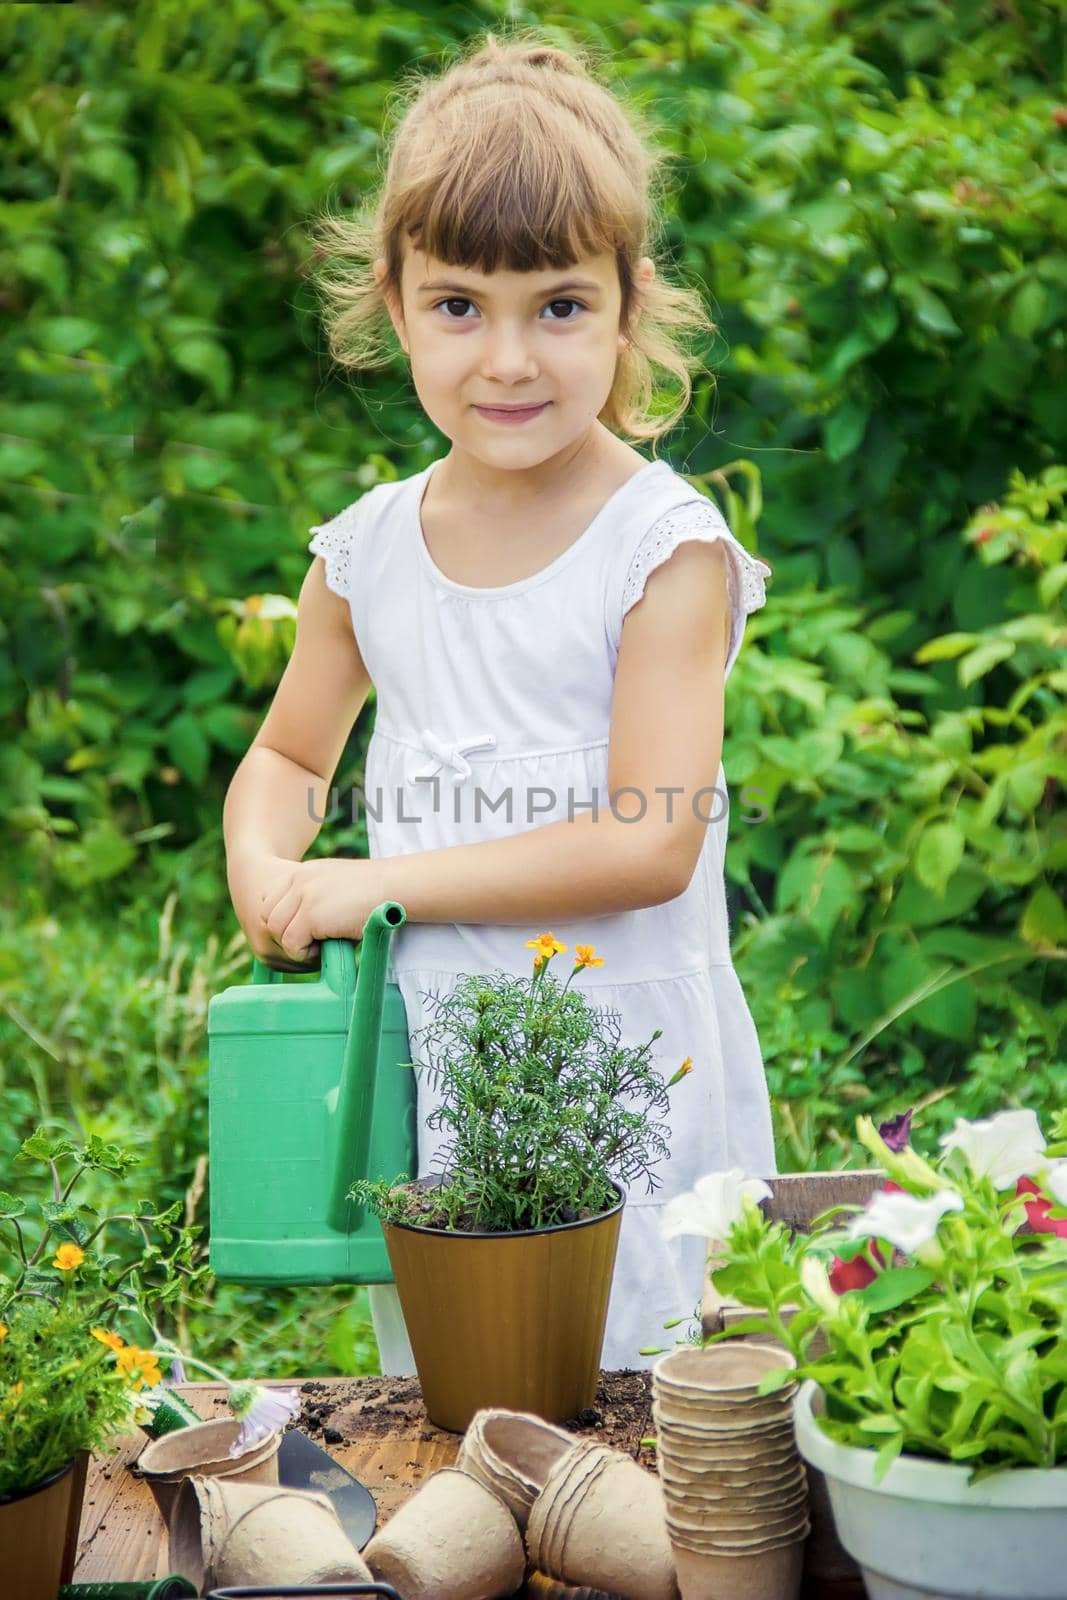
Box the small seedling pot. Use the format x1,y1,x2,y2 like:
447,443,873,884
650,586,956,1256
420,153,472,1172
170,1475,374,1592
363,1466,525,1600
133,1417,281,1527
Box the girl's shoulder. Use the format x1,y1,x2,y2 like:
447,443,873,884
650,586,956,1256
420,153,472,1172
606,461,774,676
306,471,419,599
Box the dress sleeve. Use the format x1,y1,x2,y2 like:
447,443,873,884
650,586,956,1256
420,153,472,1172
307,499,366,601
617,497,772,677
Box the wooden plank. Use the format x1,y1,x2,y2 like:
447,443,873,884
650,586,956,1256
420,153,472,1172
701,1169,883,1335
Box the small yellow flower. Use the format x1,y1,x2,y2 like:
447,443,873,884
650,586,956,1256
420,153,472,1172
8,1381,24,1397
52,1243,85,1272
114,1344,163,1392
574,944,605,969
526,932,567,967
666,1057,695,1086
90,1327,125,1352
0,1322,7,1341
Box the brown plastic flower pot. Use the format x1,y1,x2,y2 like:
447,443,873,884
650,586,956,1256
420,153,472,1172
0,1452,88,1600
382,1181,625,1432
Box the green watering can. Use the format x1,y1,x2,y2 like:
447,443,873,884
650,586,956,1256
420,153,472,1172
207,901,415,1285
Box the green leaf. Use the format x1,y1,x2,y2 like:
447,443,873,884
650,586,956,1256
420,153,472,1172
872,1430,906,1484
0,1193,26,1219
914,823,965,896
959,639,1014,688
167,713,210,786
172,338,233,402
1020,886,1067,950
824,402,870,462
858,1266,936,1314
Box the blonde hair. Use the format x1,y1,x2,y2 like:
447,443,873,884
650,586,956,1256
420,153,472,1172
305,28,718,445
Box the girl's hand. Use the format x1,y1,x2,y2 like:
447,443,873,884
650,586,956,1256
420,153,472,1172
259,857,387,964
228,851,320,973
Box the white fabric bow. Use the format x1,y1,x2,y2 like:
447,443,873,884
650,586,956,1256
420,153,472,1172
409,728,497,787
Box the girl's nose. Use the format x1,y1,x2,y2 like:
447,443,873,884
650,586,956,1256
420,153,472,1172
479,325,540,384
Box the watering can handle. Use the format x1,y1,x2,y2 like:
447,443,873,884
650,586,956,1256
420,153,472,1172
325,902,407,1232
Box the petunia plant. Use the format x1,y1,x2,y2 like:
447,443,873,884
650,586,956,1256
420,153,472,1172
659,1107,1067,1485
354,933,694,1234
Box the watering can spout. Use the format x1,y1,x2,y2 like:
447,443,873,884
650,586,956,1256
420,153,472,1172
325,901,408,1232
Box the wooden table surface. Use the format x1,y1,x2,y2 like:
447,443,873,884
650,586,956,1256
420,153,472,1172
72,1373,654,1596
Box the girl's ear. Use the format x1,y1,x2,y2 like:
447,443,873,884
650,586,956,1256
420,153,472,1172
620,257,656,348
374,256,409,352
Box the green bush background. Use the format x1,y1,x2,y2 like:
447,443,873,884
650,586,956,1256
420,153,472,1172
1,0,1064,1377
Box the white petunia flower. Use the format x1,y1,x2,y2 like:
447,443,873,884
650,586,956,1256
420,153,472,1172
660,1170,773,1244
938,1109,1046,1189
848,1188,964,1256
1045,1161,1067,1209
800,1255,842,1317
226,1381,301,1458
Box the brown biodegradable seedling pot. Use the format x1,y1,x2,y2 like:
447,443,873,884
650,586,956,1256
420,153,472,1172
537,1453,677,1600
526,1443,607,1573
673,1537,804,1600
170,1475,373,1592
659,1465,809,1497
653,1344,797,1402
653,1401,796,1441
382,1180,624,1432
363,1466,525,1600
457,1408,578,1529
543,1450,615,1578
665,1494,810,1541
655,1398,796,1436
134,1418,281,1527
667,1514,811,1554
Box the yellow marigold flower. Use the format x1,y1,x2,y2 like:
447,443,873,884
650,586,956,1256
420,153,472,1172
0,1322,7,1341
667,1057,695,1086
115,1344,163,1392
90,1327,125,1352
574,944,604,968
526,932,567,964
52,1243,85,1271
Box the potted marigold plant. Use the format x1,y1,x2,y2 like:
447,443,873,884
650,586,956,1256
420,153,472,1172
353,932,693,1432
665,1106,1067,1600
0,1126,210,1600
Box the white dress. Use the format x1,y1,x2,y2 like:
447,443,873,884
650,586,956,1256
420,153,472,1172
308,455,778,1374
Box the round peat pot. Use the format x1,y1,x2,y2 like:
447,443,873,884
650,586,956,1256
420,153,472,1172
382,1181,625,1432
0,1458,81,1600
793,1379,1067,1600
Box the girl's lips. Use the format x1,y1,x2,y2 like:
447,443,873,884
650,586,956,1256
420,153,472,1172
473,402,549,424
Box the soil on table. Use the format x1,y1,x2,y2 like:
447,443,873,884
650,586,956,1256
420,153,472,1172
294,1368,657,1470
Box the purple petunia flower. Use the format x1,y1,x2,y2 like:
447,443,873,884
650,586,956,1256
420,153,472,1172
879,1108,914,1152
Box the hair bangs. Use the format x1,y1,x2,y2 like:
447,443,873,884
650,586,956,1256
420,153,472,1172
392,98,638,279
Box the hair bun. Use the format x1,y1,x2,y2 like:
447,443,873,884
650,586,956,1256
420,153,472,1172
469,33,587,77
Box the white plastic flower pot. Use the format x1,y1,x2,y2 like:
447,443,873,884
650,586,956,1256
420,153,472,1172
793,1379,1067,1600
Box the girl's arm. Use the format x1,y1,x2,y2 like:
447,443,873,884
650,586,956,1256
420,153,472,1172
374,538,729,925
224,557,372,964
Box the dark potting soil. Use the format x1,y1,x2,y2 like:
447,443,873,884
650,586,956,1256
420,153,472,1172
382,1180,608,1232
294,1369,657,1469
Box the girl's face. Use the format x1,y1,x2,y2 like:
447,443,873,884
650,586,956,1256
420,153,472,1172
375,245,653,468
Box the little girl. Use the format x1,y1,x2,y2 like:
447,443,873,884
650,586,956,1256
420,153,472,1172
224,32,778,1374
